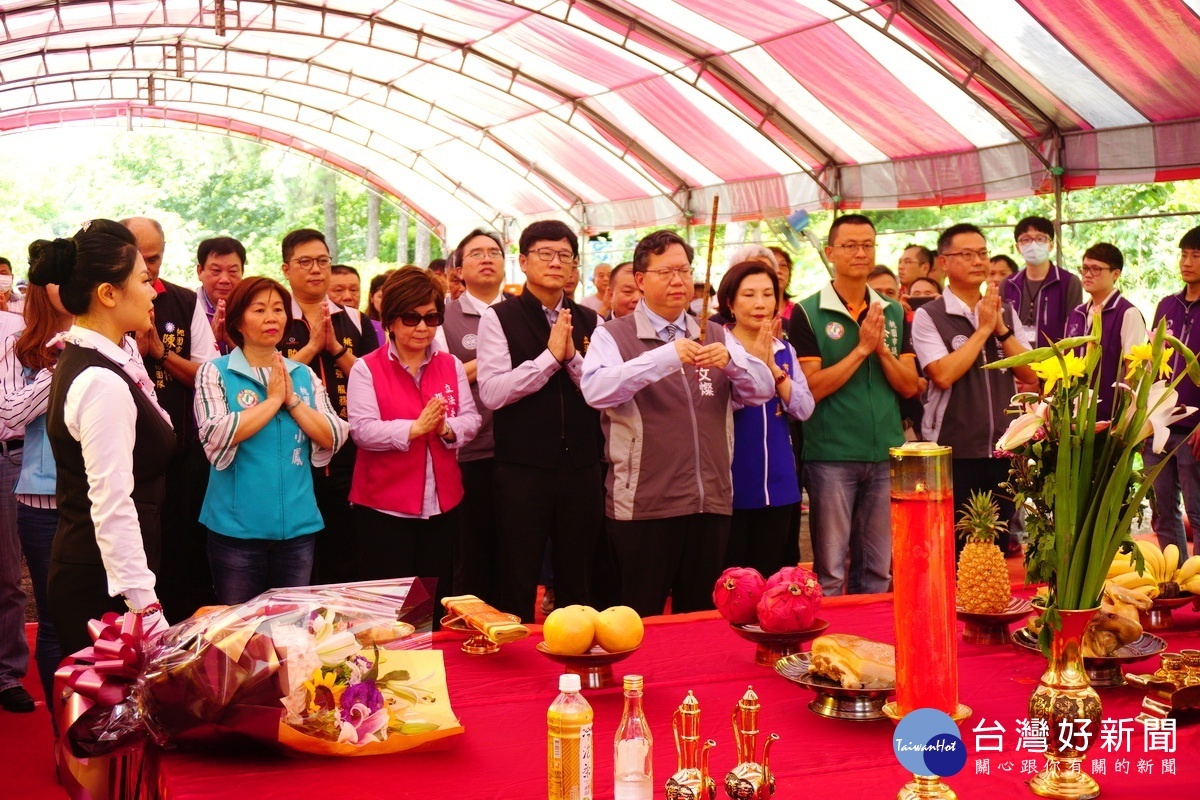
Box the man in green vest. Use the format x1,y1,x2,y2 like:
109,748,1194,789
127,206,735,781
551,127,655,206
787,214,919,595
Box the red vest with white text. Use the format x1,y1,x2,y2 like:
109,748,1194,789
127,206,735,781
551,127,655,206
349,348,464,516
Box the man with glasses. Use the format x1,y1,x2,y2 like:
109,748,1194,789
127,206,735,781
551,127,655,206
898,244,937,291
1001,216,1082,348
122,217,219,621
1145,227,1200,558
582,230,773,617
788,214,918,596
442,229,507,599
912,223,1035,554
279,228,380,584
477,220,603,621
1062,243,1146,419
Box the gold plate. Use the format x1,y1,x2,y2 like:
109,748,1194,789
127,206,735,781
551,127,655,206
1011,627,1166,687
775,652,893,721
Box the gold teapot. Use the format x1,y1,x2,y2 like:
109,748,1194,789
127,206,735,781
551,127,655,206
665,691,716,800
724,686,778,800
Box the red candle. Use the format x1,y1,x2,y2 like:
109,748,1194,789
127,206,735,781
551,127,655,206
890,444,958,716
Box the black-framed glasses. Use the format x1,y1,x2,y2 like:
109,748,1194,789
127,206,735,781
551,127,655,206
292,256,333,269
527,248,578,265
398,311,444,327
1080,264,1114,275
830,242,876,254
944,249,989,262
1017,235,1051,246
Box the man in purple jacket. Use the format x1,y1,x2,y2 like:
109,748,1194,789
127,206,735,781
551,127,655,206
1146,226,1200,557
1001,216,1083,349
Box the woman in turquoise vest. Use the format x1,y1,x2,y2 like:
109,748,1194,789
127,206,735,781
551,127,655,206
0,282,72,715
194,277,349,604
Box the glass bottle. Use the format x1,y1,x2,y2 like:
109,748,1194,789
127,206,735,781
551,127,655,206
548,673,593,800
613,674,653,800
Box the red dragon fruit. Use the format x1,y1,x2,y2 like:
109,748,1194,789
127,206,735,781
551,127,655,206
756,567,822,632
712,567,766,625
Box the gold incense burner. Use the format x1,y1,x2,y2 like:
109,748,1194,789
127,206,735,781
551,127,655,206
666,691,716,800
723,687,778,800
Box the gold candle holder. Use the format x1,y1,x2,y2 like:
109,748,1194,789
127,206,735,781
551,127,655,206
666,691,716,800
723,686,778,800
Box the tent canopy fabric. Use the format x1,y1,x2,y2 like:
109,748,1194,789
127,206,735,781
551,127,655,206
2,0,1199,241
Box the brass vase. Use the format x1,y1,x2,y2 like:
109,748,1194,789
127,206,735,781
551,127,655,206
1027,608,1102,800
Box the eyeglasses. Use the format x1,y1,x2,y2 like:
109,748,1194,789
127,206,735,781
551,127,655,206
292,256,333,269
465,248,504,260
1180,249,1200,263
830,243,876,254
398,311,444,327
527,248,578,265
1080,264,1114,275
643,267,694,281
944,249,989,262
1017,235,1051,246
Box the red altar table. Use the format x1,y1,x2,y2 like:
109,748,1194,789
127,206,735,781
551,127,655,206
142,592,1200,798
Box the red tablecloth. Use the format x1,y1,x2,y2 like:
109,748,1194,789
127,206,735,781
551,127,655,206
144,592,1200,798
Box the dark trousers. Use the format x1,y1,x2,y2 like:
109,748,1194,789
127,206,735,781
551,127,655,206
952,458,1015,555
16,504,61,708
725,504,799,577
156,440,215,620
495,458,603,622
456,458,499,600
313,447,357,585
608,513,731,617
354,504,461,626
48,561,127,656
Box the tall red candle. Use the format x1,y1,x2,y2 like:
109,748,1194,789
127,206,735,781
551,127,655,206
889,443,958,716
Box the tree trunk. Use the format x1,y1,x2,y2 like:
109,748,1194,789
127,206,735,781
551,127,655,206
397,209,410,265
366,192,381,262
322,171,338,262
415,224,431,267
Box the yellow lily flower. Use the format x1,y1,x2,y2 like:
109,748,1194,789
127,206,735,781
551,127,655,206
1030,352,1087,394
1123,343,1173,381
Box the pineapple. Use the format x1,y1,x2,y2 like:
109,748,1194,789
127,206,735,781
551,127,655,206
955,490,1012,613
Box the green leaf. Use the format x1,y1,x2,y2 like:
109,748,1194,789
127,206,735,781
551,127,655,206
377,670,411,684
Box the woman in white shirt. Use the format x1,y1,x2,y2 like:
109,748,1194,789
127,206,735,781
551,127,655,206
29,220,175,654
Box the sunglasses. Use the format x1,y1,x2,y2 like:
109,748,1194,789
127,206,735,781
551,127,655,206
398,311,444,327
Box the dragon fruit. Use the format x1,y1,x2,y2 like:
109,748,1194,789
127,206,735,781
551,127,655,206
712,567,766,625
756,567,822,632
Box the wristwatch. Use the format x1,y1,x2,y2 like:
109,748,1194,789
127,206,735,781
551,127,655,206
996,329,1014,343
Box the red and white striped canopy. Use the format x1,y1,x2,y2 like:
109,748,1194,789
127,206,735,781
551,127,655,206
2,0,1199,240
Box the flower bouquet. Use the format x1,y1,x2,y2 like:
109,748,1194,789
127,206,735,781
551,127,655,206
990,318,1199,633
57,578,464,770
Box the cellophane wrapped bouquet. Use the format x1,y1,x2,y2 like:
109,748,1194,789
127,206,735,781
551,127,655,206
58,578,464,766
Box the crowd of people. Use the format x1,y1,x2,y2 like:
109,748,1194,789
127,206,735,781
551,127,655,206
1,211,1199,724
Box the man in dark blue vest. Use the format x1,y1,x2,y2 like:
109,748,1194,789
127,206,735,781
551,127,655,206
912,223,1036,553
123,217,219,620
477,220,603,622
1062,243,1146,420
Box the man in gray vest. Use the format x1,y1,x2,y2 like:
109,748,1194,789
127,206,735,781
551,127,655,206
581,230,774,617
911,223,1035,553
441,229,506,598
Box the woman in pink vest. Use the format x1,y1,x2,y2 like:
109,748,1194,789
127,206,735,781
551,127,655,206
347,267,480,619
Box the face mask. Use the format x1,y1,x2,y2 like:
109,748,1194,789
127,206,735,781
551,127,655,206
1019,242,1051,265
0,276,13,293
907,296,936,312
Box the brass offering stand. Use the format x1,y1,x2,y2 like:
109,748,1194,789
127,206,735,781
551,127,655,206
774,653,894,721
1140,594,1195,631
534,642,637,690
665,691,717,800
440,613,521,655
728,619,829,667
724,687,778,800
1127,650,1200,722
955,598,1034,645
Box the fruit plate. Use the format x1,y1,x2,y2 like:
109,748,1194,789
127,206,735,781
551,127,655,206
729,619,830,668
535,642,638,690
1011,627,1167,688
440,613,522,656
1141,593,1195,631
956,597,1034,646
774,652,894,721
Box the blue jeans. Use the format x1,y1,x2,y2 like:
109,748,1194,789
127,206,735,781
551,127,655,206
0,449,27,693
207,531,316,605
804,461,892,595
1144,429,1200,558
16,503,60,708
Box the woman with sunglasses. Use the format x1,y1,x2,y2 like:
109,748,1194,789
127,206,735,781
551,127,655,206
193,276,349,604
347,267,480,617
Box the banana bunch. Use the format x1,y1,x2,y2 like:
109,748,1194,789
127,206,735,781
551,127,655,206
1107,540,1200,598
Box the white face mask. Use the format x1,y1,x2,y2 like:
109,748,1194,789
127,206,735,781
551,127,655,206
0,276,13,294
1019,242,1051,266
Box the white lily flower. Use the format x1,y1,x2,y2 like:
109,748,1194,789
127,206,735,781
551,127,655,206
312,610,361,666
997,409,1045,451
1126,381,1196,453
